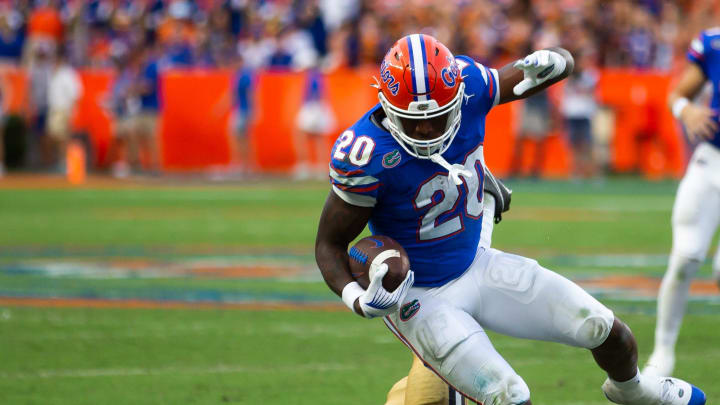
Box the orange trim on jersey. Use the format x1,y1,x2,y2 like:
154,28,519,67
329,162,365,177
486,68,494,99
688,49,704,60
384,316,483,405
333,183,380,193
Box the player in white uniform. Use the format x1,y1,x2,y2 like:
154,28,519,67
315,34,706,405
644,28,720,378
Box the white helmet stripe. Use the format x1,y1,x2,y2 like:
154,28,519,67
409,34,428,101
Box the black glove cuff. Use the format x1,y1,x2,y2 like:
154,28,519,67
483,166,512,224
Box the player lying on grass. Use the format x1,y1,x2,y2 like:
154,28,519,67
315,34,706,405
644,27,720,379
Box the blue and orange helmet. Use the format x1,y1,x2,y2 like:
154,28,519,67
377,34,465,158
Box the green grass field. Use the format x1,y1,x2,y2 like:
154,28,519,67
0,177,718,405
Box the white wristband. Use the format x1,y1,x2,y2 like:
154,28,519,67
341,281,365,314
672,97,689,119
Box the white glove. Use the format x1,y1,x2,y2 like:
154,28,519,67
358,261,415,319
512,50,567,96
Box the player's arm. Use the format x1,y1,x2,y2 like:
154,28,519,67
669,63,717,142
315,191,372,309
496,47,575,104
315,192,414,318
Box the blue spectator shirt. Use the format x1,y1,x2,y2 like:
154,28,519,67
0,23,25,61
235,67,253,115
140,59,161,112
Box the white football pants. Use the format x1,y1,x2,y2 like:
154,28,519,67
652,142,720,367
385,246,614,405
669,142,720,262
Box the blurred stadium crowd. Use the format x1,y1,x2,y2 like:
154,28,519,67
0,0,719,178
3,0,716,70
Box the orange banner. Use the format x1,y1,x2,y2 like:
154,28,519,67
0,66,690,178
160,69,232,170
0,66,28,115
323,66,379,152
73,70,114,167
597,69,686,178
247,70,305,172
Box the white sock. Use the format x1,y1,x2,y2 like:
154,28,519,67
653,254,700,356
609,369,641,387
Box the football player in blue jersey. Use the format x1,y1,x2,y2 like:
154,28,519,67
385,169,511,405
314,34,706,405
644,28,720,379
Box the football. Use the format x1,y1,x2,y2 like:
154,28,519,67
348,235,410,291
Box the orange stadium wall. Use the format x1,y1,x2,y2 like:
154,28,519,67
0,67,115,167
597,69,687,179
247,68,685,179
247,67,378,173
161,69,232,170
0,67,688,178
247,68,679,179
248,70,305,172
1,67,29,115
73,70,114,167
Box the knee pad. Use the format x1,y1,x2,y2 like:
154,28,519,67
443,333,531,405
467,369,530,405
671,255,702,281
574,305,615,349
712,255,720,284
493,374,531,405
671,240,707,263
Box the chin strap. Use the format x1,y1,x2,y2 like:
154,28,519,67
430,153,472,186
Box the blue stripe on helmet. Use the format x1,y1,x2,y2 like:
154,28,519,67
419,34,430,99
406,36,418,101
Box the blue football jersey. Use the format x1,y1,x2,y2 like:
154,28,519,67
687,27,720,149
329,56,499,287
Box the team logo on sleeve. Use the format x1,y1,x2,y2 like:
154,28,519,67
382,150,402,168
400,299,421,321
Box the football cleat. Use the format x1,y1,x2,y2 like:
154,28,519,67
602,375,706,405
